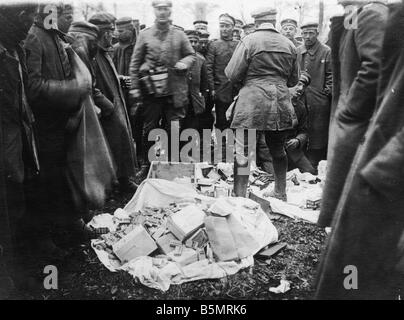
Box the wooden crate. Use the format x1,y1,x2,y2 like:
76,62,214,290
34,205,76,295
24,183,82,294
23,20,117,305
147,161,196,183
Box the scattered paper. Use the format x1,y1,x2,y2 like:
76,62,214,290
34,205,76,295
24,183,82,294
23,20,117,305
269,280,291,294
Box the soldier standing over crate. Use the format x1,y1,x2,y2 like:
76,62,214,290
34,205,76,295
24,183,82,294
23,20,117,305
225,7,299,200
129,0,195,177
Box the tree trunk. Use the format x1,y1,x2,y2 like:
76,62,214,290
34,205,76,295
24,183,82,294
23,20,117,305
319,0,325,34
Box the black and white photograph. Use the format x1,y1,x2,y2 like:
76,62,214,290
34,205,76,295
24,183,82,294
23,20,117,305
1,0,403,304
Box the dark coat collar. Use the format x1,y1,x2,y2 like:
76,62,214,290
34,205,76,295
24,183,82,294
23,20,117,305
300,40,321,55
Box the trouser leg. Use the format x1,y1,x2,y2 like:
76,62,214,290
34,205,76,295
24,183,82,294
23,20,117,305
215,100,231,131
164,102,186,162
133,106,144,165
294,154,317,175
256,132,274,175
142,97,164,165
306,148,327,170
265,131,288,195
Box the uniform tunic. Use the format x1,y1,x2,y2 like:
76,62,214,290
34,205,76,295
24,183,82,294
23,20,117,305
298,40,332,150
225,24,299,131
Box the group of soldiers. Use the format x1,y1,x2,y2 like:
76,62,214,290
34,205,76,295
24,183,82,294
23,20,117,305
2,0,404,300
0,0,334,294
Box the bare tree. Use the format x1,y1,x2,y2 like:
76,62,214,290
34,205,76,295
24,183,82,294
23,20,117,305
183,0,219,21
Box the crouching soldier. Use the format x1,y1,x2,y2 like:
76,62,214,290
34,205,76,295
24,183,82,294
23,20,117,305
287,72,317,174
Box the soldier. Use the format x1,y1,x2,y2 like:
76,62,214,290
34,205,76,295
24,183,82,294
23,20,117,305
113,17,136,78
183,30,208,132
233,19,243,41
298,22,332,170
287,72,317,174
280,18,302,47
0,1,38,294
319,0,388,228
241,23,255,37
193,20,208,33
128,0,195,175
316,0,399,300
206,13,239,131
112,17,142,159
225,7,299,200
89,13,138,193
24,3,95,259
197,30,210,57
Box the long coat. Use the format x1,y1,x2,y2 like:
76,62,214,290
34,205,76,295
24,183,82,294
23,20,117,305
315,3,404,299
129,24,195,109
24,24,84,217
225,24,299,131
206,38,239,104
0,41,38,250
298,41,332,150
318,2,388,227
93,48,137,179
113,39,135,76
188,52,208,115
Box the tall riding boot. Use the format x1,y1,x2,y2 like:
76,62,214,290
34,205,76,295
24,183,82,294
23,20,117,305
271,154,288,201
234,154,250,198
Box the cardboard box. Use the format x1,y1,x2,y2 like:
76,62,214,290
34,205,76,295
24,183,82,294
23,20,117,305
167,205,205,241
156,232,179,255
185,228,209,249
112,225,157,263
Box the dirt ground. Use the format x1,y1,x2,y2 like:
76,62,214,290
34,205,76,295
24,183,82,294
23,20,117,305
9,191,327,300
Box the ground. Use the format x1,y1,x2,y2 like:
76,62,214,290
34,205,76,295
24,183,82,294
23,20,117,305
8,191,327,300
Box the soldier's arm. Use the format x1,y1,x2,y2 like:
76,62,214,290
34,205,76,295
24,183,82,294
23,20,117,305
224,41,249,83
205,42,215,93
178,32,196,69
200,58,209,95
336,5,388,124
129,31,146,92
92,61,115,117
287,51,300,88
324,48,332,97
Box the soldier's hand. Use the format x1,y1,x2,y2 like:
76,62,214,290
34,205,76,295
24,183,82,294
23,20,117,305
286,138,300,150
174,62,188,71
122,76,132,89
129,89,142,99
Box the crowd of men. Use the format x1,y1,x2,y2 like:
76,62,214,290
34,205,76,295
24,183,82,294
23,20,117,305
1,0,404,300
